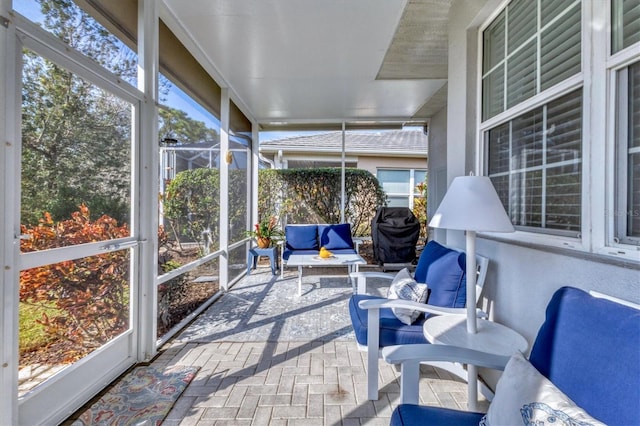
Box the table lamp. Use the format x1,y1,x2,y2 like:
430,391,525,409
428,175,514,333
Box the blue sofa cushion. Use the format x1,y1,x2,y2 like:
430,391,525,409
349,294,428,347
328,248,357,255
285,225,318,250
528,287,640,426
390,405,483,426
319,223,354,250
425,250,466,308
282,248,318,261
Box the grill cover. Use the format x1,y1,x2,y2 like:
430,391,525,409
371,207,420,264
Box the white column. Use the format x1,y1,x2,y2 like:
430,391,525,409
137,0,159,361
0,0,19,421
219,89,230,291
251,122,259,234
341,122,346,223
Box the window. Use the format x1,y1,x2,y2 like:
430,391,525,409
611,1,640,247
377,169,426,209
482,0,584,238
614,63,640,245
612,0,640,54
482,0,581,121
487,90,582,236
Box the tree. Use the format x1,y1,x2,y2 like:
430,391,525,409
159,107,219,145
21,1,220,225
21,0,136,225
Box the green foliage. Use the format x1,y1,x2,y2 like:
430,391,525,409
162,167,248,248
19,302,61,354
163,168,220,248
258,168,387,236
413,175,428,239
228,169,249,242
246,216,282,239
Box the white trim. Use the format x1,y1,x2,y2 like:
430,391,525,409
18,334,135,425
581,0,598,254
137,0,160,362
600,0,640,258
14,13,143,104
19,238,140,270
219,88,230,292
1,0,19,420
277,153,358,163
10,3,149,421
589,290,640,310
480,75,583,131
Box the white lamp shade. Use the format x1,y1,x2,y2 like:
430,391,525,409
429,176,515,232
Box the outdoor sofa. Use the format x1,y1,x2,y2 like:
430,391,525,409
280,223,360,278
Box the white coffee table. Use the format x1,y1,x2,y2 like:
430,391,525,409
286,253,366,296
423,315,528,410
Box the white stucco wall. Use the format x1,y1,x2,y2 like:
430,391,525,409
434,0,640,388
357,156,427,177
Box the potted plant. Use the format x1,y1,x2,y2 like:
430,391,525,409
247,216,282,248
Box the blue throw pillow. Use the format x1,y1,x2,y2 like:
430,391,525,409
285,225,319,250
425,250,466,308
319,224,354,250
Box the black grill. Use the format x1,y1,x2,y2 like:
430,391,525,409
371,207,420,265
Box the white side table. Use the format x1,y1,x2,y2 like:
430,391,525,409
423,315,528,411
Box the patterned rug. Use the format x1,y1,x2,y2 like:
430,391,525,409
72,364,199,426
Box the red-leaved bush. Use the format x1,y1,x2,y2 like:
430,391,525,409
20,205,130,354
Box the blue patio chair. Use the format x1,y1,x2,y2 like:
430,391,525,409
383,286,640,426
348,240,489,400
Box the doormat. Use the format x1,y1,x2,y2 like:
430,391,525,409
72,364,200,426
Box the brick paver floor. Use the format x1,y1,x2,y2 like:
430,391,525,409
155,267,487,425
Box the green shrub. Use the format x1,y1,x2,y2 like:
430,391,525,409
258,168,386,236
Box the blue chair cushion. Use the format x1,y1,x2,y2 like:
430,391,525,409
390,287,640,426
528,287,640,426
425,250,466,308
414,240,455,283
285,225,318,250
319,224,354,250
390,405,484,426
349,294,428,347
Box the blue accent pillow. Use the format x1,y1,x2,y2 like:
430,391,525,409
425,250,466,308
319,224,354,250
285,225,319,250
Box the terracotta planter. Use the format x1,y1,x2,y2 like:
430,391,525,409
257,237,271,248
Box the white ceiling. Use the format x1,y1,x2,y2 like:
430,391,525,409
161,0,450,129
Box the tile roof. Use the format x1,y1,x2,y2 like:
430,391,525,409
259,130,428,155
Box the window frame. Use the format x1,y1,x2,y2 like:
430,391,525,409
607,38,640,250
